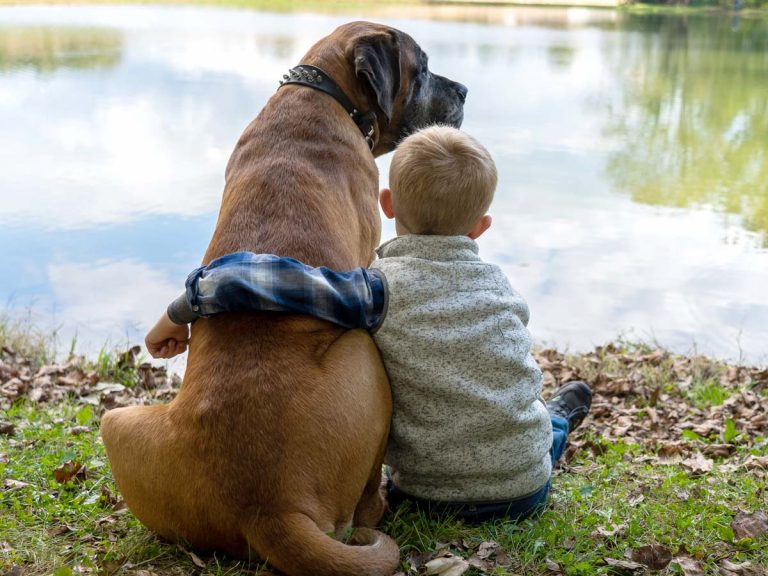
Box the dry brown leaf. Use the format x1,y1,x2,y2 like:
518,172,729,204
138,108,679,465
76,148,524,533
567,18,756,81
630,544,673,569
701,444,735,457
545,558,562,573
731,510,768,540
3,478,29,490
53,460,87,484
0,421,15,435
48,524,73,537
718,559,768,576
425,557,460,574
673,556,704,576
593,524,627,538
743,456,768,471
681,453,713,476
604,556,645,573
440,563,469,576
628,494,645,507
187,550,206,568
467,554,493,572
495,548,512,566
406,550,433,572
475,541,497,559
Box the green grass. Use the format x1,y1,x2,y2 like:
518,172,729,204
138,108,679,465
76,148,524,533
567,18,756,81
1,326,766,575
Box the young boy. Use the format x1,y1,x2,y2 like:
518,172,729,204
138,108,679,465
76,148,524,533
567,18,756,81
146,126,592,523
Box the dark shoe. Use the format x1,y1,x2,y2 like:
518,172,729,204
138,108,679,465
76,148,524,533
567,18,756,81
546,381,592,431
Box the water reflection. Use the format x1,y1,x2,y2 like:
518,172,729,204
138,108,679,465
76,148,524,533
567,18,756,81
0,6,766,364
604,15,768,243
0,27,121,72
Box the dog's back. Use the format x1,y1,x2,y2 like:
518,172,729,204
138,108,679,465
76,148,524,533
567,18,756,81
102,21,467,576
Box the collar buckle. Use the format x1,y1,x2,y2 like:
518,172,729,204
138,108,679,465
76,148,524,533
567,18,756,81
279,65,377,153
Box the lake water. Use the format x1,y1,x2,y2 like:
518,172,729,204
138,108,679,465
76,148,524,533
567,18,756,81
1,4,767,365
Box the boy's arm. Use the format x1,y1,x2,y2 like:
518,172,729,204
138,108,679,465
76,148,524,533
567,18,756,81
167,252,388,331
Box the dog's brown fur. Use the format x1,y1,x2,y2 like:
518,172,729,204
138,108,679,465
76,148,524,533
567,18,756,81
101,22,466,576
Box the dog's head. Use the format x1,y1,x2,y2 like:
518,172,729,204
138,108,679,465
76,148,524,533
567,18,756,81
305,22,467,156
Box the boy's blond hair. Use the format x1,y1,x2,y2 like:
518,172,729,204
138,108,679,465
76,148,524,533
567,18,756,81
389,126,497,235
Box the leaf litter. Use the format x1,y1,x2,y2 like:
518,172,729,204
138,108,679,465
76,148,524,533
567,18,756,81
2,340,767,574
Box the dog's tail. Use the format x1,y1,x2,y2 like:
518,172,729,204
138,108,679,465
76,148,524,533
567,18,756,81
247,513,400,576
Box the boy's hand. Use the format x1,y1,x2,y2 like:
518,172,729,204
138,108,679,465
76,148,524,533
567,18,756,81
145,311,190,359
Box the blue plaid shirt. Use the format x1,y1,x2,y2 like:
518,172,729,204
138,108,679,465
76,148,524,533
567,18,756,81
169,252,387,331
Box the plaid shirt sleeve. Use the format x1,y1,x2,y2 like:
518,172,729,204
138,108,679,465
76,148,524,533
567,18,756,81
178,252,387,331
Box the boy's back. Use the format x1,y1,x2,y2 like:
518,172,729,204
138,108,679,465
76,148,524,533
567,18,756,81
371,234,552,502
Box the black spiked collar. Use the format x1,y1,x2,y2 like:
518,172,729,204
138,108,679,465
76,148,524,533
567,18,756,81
278,65,377,151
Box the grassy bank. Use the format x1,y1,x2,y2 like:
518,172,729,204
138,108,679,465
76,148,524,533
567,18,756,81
1,321,766,576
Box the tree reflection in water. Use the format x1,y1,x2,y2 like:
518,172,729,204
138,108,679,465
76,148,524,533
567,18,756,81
604,14,768,244
0,27,122,72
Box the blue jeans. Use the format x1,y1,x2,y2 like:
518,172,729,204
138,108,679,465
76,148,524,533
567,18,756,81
386,414,570,523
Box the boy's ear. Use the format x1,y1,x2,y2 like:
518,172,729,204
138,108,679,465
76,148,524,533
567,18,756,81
467,215,492,239
379,188,396,219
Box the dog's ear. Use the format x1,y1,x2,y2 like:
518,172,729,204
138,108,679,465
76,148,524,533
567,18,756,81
354,32,401,124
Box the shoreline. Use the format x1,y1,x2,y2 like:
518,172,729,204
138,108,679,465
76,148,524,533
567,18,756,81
0,0,766,15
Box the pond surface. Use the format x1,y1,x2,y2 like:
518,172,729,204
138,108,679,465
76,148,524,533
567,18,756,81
1,4,767,364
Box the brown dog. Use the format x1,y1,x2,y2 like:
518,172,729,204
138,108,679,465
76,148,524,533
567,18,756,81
101,21,466,576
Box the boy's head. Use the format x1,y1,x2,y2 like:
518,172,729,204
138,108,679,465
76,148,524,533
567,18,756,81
383,126,497,237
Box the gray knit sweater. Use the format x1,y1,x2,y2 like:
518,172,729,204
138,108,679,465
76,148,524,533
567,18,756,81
370,235,552,502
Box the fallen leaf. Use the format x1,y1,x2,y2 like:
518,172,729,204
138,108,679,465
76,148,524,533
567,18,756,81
545,558,562,573
440,562,469,576
718,559,768,575
628,494,645,507
100,485,125,509
467,554,493,572
99,558,123,575
3,478,29,490
742,455,768,471
48,524,73,537
425,557,457,574
631,544,672,569
0,421,15,435
495,548,512,566
673,556,704,576
604,557,645,573
53,461,87,484
93,382,127,393
701,443,735,457
731,510,768,540
406,550,433,572
475,540,497,559
593,523,627,538
681,452,713,476
187,550,206,568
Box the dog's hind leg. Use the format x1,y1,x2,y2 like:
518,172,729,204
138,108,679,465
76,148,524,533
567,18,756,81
353,441,389,528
